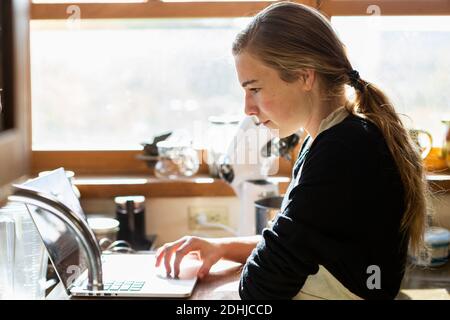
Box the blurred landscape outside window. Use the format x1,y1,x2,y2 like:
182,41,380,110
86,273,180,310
31,16,450,150
332,16,450,147
31,18,250,150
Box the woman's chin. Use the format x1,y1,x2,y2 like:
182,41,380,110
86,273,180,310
262,120,271,128
278,127,299,139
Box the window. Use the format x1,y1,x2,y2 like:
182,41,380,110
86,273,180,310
29,0,449,174
332,16,450,146
31,18,250,150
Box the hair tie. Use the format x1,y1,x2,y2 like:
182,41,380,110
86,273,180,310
347,69,364,91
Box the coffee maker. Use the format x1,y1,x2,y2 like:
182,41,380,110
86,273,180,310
217,116,301,236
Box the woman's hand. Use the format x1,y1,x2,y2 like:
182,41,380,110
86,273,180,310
155,236,224,279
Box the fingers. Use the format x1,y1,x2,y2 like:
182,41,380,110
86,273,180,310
163,246,173,276
155,236,197,277
155,238,185,275
155,243,171,267
173,239,197,278
155,245,167,267
198,258,215,279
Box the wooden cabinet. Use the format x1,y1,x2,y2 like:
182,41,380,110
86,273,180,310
0,0,31,206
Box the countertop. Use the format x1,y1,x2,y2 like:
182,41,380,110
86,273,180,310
46,259,243,300
46,258,449,300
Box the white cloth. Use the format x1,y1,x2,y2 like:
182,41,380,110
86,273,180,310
295,266,363,300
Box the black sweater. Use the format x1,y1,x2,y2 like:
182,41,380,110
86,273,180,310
239,114,408,300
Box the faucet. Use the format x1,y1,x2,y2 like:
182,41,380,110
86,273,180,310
8,184,104,291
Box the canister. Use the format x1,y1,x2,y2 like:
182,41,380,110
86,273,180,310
425,227,450,266
412,227,450,267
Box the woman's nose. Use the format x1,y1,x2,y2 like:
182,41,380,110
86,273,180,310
244,94,258,116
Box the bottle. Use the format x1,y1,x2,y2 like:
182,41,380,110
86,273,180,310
442,120,450,168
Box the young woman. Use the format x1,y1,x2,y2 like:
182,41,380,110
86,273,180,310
155,1,428,299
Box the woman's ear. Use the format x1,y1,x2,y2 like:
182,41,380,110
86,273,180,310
297,69,315,91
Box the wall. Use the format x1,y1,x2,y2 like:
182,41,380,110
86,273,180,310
81,196,241,248
0,0,31,205
431,194,450,230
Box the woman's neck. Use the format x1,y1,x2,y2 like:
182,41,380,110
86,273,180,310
305,94,347,139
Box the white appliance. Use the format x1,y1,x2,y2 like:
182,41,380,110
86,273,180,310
218,116,280,236
237,180,279,236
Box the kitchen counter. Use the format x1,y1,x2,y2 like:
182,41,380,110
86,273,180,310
397,261,450,300
46,258,243,300
46,258,449,300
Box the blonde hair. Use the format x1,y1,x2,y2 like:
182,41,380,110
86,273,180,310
233,1,428,254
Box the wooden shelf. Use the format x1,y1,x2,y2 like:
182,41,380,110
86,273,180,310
427,171,450,193
74,175,291,198
73,172,450,199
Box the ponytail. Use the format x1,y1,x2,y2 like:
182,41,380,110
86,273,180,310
347,76,428,255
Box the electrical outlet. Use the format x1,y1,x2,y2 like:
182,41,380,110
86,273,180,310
188,206,229,230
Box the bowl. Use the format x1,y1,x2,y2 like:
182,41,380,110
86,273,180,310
87,217,120,243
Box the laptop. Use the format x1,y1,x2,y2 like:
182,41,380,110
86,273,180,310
17,168,200,298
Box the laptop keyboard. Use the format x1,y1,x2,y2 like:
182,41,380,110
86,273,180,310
103,281,146,292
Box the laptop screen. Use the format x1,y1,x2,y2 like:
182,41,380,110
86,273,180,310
22,168,89,291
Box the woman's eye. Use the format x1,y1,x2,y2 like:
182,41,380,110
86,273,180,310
250,88,261,94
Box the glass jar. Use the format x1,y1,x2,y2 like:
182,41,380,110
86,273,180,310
442,120,450,168
154,141,199,179
206,115,240,177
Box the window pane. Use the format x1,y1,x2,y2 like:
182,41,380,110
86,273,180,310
31,19,250,150
331,16,450,147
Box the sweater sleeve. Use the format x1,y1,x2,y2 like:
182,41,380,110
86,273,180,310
239,136,366,300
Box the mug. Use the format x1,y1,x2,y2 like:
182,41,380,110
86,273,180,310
409,129,433,159
87,217,120,244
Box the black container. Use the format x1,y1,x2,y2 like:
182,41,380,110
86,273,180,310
115,195,150,250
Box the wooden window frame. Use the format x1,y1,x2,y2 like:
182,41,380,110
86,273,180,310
30,0,450,19
30,0,450,176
